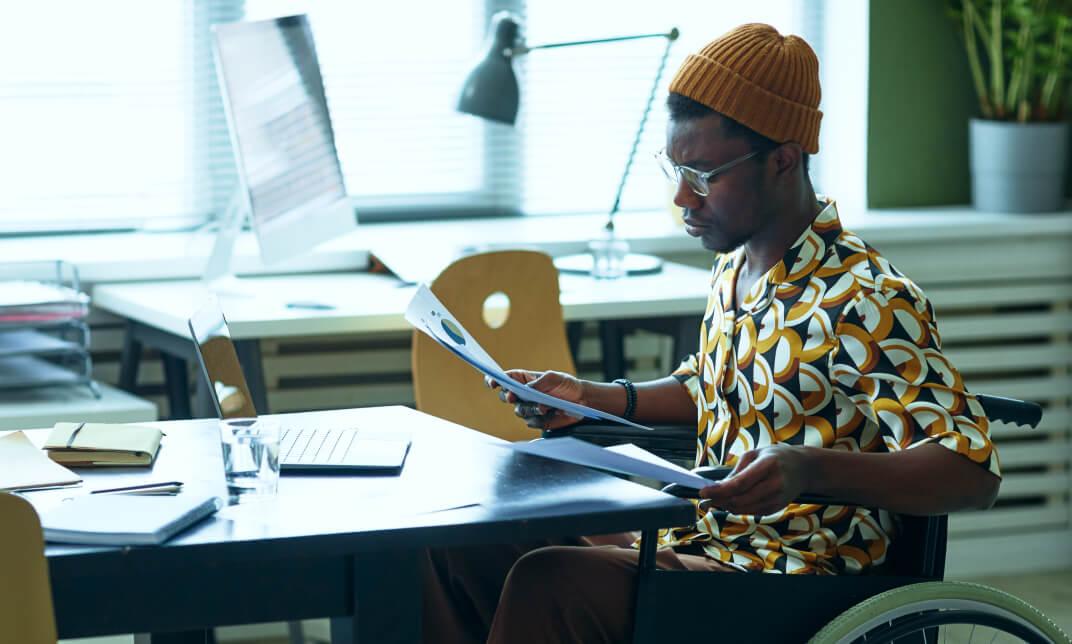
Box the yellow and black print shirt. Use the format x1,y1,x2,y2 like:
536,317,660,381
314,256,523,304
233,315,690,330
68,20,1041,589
666,200,1000,574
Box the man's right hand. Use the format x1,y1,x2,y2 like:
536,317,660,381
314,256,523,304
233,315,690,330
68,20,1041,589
485,370,586,431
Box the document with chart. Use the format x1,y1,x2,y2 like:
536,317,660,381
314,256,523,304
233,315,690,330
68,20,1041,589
405,284,651,431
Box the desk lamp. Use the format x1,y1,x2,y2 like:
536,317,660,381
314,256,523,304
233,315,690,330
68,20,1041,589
457,12,678,279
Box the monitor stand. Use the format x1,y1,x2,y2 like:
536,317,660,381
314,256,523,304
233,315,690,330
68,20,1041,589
201,191,257,298
199,191,337,311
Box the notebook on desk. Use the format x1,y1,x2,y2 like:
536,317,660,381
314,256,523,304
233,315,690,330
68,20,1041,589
188,298,410,473
45,422,163,466
40,493,220,546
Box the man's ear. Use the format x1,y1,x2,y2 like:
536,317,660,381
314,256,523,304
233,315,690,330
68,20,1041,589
770,142,803,177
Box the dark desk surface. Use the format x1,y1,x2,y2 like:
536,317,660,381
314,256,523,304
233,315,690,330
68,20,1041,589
27,406,694,640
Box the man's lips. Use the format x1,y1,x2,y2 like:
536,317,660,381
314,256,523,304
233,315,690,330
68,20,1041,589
682,216,708,236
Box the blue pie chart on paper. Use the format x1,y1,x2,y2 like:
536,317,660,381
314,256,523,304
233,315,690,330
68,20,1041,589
441,319,466,346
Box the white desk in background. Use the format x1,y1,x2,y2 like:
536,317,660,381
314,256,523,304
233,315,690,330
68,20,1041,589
0,382,157,430
92,262,711,419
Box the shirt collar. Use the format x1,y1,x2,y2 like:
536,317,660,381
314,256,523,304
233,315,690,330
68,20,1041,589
769,197,841,285
728,197,842,313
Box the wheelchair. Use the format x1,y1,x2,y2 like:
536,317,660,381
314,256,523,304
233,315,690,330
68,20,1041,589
557,394,1071,643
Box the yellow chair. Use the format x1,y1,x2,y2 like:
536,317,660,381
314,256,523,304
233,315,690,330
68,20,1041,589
0,492,57,644
412,250,576,442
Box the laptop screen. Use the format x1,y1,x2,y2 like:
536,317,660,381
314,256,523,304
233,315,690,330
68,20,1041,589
188,299,258,419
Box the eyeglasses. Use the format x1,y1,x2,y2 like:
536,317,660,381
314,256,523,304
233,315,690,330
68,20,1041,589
654,148,760,197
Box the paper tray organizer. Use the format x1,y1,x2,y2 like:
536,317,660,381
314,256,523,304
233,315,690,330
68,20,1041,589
0,261,98,398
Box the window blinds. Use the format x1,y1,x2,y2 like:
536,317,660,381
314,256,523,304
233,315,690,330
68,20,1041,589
0,1,826,233
0,1,242,232
517,0,812,217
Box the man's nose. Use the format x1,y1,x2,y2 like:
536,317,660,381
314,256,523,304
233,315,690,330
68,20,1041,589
672,177,703,210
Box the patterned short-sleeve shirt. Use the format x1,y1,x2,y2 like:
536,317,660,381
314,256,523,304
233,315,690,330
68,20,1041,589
665,199,1000,574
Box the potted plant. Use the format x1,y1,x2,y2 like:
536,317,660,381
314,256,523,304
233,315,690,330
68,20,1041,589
950,0,1072,212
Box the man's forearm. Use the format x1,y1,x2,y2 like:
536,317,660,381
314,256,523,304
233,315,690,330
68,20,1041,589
581,376,695,425
802,443,1000,515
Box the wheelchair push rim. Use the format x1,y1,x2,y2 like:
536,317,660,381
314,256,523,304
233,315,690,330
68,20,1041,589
809,581,1070,644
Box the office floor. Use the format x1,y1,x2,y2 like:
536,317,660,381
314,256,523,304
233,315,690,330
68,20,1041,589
64,569,1072,643
957,569,1072,636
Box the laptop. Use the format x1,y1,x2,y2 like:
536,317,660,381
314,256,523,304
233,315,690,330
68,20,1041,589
188,298,410,473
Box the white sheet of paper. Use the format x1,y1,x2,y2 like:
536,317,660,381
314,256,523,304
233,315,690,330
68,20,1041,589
370,246,464,285
605,443,696,476
511,437,710,489
0,431,82,492
405,284,652,431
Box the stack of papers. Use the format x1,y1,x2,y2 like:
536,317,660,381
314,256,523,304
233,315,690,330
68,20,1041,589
0,431,81,492
512,437,711,490
45,422,163,467
40,493,221,546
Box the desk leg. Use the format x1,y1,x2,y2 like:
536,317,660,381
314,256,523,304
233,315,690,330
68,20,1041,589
331,549,421,644
234,339,269,414
162,354,192,420
118,323,143,392
124,321,200,420
671,316,699,365
566,321,584,364
599,321,627,381
631,529,659,644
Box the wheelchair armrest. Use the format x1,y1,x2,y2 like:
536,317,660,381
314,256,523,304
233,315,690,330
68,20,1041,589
976,394,1043,428
661,466,844,506
542,421,693,442
543,422,696,463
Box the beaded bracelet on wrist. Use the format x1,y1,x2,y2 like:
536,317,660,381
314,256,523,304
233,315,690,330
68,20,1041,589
612,378,637,421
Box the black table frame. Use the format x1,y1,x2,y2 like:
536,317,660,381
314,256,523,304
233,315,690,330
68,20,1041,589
51,523,676,643
42,411,695,643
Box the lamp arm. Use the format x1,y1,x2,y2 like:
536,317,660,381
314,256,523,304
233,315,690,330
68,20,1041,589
515,28,678,55
606,32,677,233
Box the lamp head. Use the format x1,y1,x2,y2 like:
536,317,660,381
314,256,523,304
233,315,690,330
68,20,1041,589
456,11,522,125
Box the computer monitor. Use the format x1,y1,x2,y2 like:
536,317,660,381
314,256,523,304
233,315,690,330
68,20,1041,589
205,14,356,282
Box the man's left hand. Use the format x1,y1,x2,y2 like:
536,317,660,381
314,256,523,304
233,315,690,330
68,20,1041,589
698,444,813,515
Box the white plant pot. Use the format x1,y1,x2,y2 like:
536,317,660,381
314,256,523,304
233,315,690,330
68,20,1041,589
969,119,1069,213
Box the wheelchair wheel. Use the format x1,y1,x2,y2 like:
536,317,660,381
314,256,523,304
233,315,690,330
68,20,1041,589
809,581,1070,644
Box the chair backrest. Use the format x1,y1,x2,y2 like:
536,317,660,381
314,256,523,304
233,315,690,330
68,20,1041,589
0,493,57,644
412,250,577,442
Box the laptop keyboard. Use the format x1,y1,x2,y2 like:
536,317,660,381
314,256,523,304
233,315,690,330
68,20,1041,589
280,427,360,465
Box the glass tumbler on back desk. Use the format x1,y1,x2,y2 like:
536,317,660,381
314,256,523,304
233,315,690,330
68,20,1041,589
588,235,630,280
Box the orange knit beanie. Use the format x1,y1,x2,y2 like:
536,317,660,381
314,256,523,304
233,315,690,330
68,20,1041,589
669,23,822,154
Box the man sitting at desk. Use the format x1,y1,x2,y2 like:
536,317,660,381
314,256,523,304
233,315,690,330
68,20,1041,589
423,23,1000,644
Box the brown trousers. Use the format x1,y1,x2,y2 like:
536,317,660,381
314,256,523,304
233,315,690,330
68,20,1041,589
422,533,731,644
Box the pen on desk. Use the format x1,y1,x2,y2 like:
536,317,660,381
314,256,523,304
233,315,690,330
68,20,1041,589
90,481,184,495
12,482,83,494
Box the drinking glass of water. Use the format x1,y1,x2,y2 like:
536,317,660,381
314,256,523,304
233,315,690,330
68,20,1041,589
219,418,280,504
588,236,630,280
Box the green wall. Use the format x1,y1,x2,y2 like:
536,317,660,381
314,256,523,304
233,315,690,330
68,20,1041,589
867,0,1072,208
